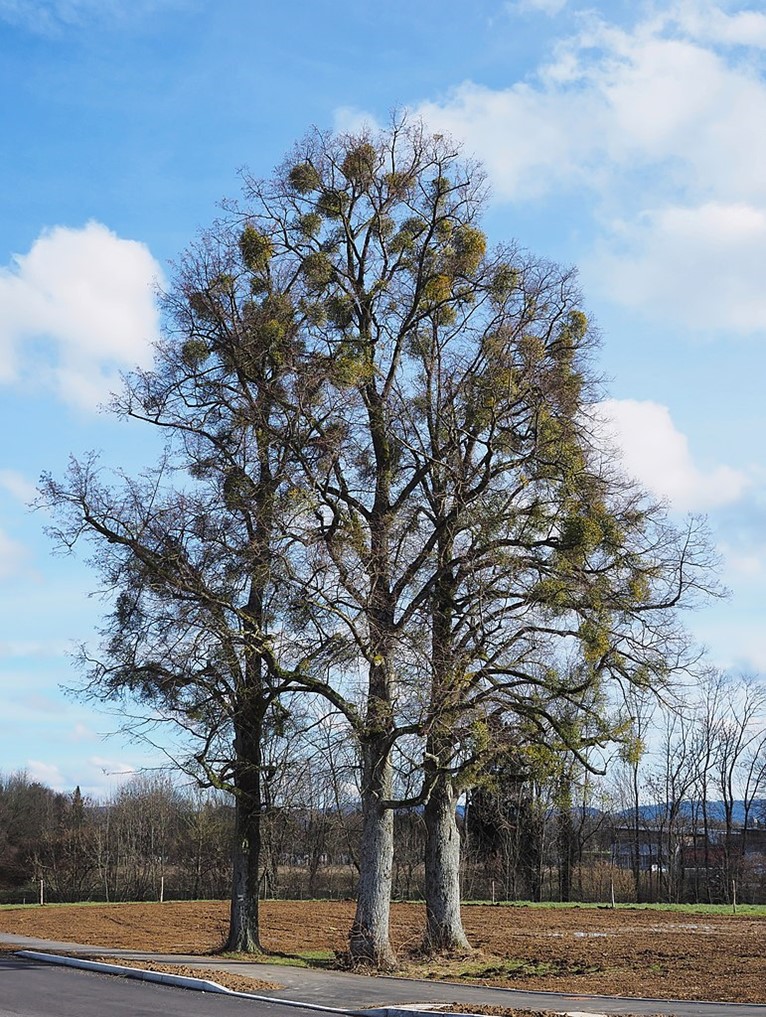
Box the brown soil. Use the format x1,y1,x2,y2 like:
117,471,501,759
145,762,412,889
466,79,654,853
83,956,282,995
426,1009,583,1017
426,1010,678,1017
0,900,763,1004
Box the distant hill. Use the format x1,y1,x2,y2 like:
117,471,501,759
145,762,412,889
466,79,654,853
620,800,766,826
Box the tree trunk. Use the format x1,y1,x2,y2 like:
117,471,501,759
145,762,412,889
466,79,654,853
520,800,543,902
421,500,470,955
631,766,642,902
227,792,262,952
423,774,470,953
558,803,574,903
226,692,266,953
348,739,396,969
346,389,397,971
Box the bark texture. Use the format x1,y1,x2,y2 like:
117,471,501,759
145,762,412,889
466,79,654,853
226,697,265,954
348,739,396,969
423,774,470,953
227,793,262,953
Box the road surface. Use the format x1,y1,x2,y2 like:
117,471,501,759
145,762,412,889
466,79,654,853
0,953,321,1017
4,935,766,1017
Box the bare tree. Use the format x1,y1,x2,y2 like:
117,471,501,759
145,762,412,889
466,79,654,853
40,116,719,966
709,673,766,901
40,213,340,949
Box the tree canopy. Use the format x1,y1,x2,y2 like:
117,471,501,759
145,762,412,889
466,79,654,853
41,118,718,966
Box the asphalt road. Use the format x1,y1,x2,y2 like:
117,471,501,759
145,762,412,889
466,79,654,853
0,954,321,1017
5,935,766,1017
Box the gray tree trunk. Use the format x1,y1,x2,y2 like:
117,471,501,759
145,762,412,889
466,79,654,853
423,775,470,953
349,743,396,969
226,792,262,952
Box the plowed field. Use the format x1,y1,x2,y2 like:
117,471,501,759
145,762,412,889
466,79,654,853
1,899,764,1003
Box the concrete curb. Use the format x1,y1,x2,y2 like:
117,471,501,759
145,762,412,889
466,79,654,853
13,950,609,1016
7,952,650,1017
322,1007,608,1016
362,1011,610,1017
15,951,352,1012
16,950,238,995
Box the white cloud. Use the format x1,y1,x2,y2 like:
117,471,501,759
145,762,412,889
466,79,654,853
594,398,748,511
333,106,382,135
410,1,766,333
23,756,139,796
27,759,66,790
24,756,143,799
0,221,162,409
88,755,138,776
0,469,37,505
416,80,595,202
338,3,766,202
587,202,766,332
670,1,766,48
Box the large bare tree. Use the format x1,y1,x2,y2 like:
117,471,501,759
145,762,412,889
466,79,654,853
42,117,719,967
40,220,344,951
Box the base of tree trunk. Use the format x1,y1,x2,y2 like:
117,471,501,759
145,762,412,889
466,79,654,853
421,923,472,955
422,777,471,958
349,772,397,971
347,923,397,971
224,934,263,954
419,942,473,960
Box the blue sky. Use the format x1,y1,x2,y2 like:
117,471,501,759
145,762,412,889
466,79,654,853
1,0,765,797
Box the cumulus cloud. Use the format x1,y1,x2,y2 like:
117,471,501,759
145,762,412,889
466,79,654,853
418,3,766,202
416,80,595,202
25,756,137,796
670,1,766,48
411,1,766,333
333,106,381,135
0,221,162,409
594,398,748,511
22,756,143,799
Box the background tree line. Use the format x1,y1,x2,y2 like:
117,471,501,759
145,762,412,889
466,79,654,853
0,774,230,905
39,120,717,964
3,669,766,908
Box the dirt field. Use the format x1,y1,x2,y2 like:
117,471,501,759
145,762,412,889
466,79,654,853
83,957,282,995
1,900,764,1003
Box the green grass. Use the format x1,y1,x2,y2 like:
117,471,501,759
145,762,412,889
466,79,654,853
3,896,766,918
400,953,602,982
218,948,335,968
0,898,222,910
0,901,123,910
461,899,766,915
